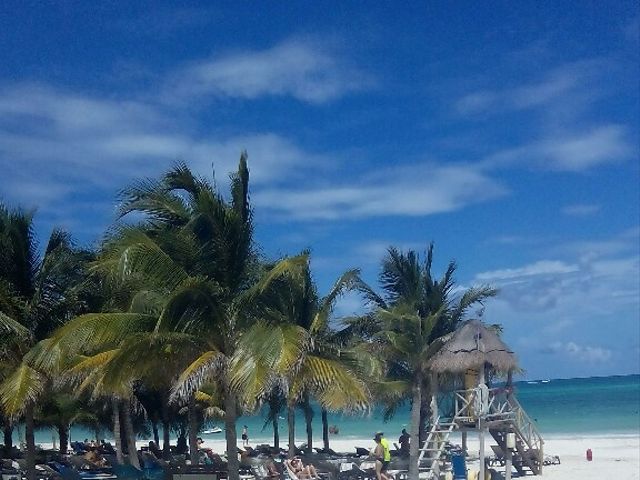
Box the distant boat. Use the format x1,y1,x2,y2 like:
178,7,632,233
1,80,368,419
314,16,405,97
527,381,539,384
203,427,222,434
541,379,551,383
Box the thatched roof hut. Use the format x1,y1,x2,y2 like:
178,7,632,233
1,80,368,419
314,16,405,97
429,319,518,373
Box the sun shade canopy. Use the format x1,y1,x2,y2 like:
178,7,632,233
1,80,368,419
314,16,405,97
428,319,518,373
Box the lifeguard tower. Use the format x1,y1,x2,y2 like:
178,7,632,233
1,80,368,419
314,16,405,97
418,320,544,479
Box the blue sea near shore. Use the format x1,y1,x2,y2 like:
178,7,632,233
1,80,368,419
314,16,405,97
22,374,640,446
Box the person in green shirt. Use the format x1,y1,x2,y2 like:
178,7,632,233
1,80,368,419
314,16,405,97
372,432,392,480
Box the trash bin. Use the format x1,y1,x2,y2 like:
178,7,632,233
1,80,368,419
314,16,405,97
451,453,466,479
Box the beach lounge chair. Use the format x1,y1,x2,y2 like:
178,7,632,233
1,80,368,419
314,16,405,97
488,445,505,467
70,443,87,455
336,462,376,480
283,460,298,480
354,448,369,457
252,461,283,480
543,454,560,465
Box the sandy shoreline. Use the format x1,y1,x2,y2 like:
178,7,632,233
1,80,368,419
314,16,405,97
186,432,640,480
34,432,639,479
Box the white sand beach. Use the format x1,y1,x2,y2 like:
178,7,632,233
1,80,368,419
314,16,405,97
186,432,640,480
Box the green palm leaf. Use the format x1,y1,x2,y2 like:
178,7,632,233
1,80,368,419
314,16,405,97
0,363,46,417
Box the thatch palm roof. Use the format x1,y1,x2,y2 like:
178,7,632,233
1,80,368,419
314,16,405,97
429,319,518,373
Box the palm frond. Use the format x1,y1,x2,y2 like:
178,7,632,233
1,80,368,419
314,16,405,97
0,363,46,417
0,311,30,339
295,355,370,412
49,312,157,354
450,285,498,323
117,177,191,224
172,349,225,401
311,269,361,334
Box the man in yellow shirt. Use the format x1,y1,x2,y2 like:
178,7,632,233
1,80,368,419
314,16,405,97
372,432,392,480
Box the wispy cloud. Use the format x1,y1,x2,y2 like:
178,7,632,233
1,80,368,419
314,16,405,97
4,77,510,229
254,163,507,220
454,60,602,116
559,227,640,260
476,229,640,313
541,341,613,363
483,124,632,172
476,260,579,281
0,83,323,222
163,38,371,104
561,204,601,217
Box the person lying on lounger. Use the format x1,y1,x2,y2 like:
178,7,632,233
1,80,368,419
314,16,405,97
286,457,320,480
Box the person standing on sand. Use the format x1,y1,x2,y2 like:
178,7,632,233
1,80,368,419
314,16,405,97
398,429,410,458
242,425,249,447
371,432,392,480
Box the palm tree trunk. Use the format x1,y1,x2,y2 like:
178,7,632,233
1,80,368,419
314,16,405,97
112,399,124,464
161,393,171,460
272,416,279,450
187,395,199,465
287,404,296,459
224,390,239,480
419,395,429,445
25,403,36,480
303,400,313,454
123,400,141,469
57,423,69,454
408,378,422,480
3,421,13,457
321,408,329,451
152,421,160,447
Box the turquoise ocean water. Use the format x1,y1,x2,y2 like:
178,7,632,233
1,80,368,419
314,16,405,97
22,374,640,445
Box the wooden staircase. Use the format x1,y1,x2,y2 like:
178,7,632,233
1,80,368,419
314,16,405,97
417,416,459,478
489,394,544,476
416,388,544,478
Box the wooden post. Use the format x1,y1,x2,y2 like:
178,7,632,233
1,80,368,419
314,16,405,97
505,437,512,480
430,371,438,425
478,418,485,480
478,363,486,480
505,370,513,480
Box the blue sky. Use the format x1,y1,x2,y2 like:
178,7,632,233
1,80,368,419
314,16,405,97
1,1,638,380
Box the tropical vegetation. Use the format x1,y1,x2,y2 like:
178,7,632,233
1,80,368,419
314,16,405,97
0,154,497,480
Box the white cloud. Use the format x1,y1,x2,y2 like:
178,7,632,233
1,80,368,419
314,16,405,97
163,38,370,104
484,125,632,172
0,83,322,217
561,204,601,216
476,260,578,281
454,61,595,115
254,163,507,220
545,341,613,363
476,228,640,314
556,227,640,261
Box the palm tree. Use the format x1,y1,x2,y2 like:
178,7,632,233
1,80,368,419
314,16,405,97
250,254,373,456
41,156,306,480
362,244,496,480
0,205,91,480
35,392,99,454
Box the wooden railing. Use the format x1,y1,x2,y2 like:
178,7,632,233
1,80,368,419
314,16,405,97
452,388,514,422
426,387,544,476
507,394,544,454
